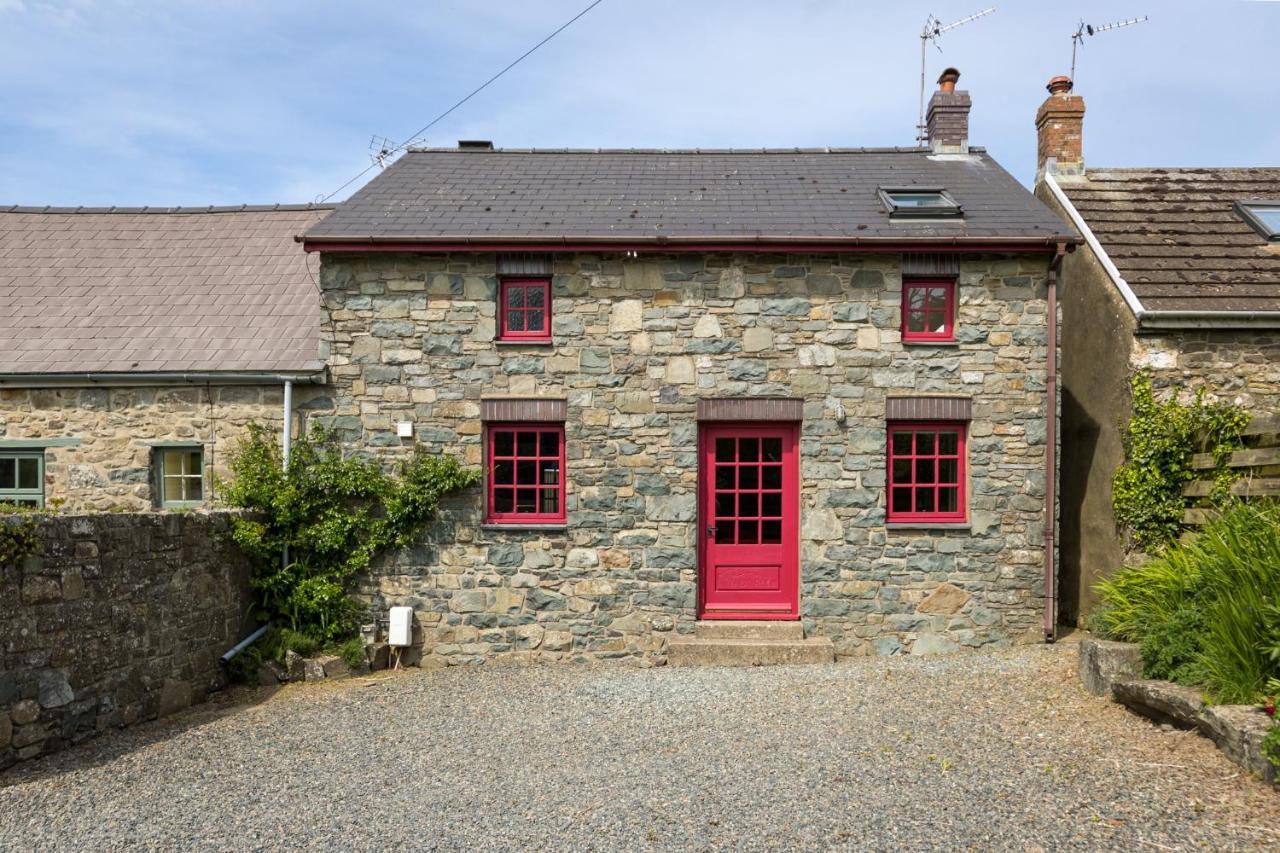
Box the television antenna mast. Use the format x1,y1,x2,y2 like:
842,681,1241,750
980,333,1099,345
1071,16,1149,81
917,7,996,144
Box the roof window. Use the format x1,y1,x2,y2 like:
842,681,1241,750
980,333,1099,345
1235,201,1280,241
879,188,962,219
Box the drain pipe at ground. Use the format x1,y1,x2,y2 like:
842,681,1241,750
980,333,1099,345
282,379,293,573
1043,244,1066,643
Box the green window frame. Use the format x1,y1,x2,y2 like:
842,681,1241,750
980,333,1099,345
155,446,205,508
0,451,45,508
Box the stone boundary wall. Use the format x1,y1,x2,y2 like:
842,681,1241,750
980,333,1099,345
1,512,253,770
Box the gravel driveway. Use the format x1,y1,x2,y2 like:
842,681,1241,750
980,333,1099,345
3,643,1277,850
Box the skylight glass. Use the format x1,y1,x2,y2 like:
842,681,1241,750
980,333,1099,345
879,188,962,219
1236,201,1280,240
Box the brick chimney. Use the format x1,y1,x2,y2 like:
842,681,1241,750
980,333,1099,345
925,68,971,154
1036,76,1085,179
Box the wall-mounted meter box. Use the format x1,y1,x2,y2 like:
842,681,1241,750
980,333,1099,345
388,606,414,647
396,421,414,438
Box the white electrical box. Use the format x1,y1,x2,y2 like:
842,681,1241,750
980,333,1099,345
388,606,414,647
396,421,414,438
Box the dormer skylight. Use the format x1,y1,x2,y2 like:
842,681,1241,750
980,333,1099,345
1235,201,1280,241
879,188,963,219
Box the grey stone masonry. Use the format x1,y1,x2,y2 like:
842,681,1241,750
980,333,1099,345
0,512,253,770
317,252,1054,667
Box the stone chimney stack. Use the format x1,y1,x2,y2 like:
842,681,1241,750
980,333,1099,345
1036,76,1086,179
925,68,971,154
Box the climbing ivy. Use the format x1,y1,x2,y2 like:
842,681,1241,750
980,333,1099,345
0,503,43,567
220,423,480,645
1111,371,1248,552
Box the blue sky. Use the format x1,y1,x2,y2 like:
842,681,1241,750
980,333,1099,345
1,0,1277,206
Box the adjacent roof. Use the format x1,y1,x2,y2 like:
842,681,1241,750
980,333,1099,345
1055,168,1280,313
0,205,331,376
305,148,1075,247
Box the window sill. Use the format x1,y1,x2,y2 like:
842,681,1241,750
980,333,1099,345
885,522,971,532
495,339,554,347
481,523,569,532
901,339,960,348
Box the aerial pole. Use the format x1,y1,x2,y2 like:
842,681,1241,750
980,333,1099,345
917,8,996,144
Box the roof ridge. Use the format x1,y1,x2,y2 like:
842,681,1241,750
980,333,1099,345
403,146,988,155
0,203,336,215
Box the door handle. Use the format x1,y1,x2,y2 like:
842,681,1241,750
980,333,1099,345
706,524,716,537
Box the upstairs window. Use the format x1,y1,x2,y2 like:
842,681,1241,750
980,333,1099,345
156,446,204,508
1235,201,1280,241
902,278,956,342
879,188,962,219
0,452,44,508
887,423,966,523
486,424,565,523
498,277,551,341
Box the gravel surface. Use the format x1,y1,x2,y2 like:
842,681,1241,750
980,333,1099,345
3,643,1278,851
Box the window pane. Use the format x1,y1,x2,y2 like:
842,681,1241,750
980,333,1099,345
739,466,758,490
892,459,912,484
517,432,537,456
715,438,735,462
715,493,734,519
17,458,39,490
938,432,959,455
915,458,936,485
494,431,514,456
738,521,758,544
738,438,758,462
915,489,936,513
762,466,782,489
906,311,927,333
939,487,958,513
892,488,912,513
762,438,782,462
494,461,514,485
540,489,559,514
761,520,782,544
939,459,958,484
716,466,734,490
540,431,559,457
516,489,538,512
526,309,545,332
163,475,183,503
507,310,526,332
184,451,202,477
926,312,948,334
907,287,926,310
738,493,758,518
0,458,16,489
715,523,734,544
762,492,782,518
186,476,203,501
538,461,559,486
926,287,949,310
892,432,912,455
526,286,545,308
916,432,935,455
506,285,525,310
493,489,514,513
516,460,537,485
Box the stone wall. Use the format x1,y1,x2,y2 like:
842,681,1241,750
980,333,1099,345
1131,333,1280,409
319,251,1054,665
0,512,253,770
0,384,331,512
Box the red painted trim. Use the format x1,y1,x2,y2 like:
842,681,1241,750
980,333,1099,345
303,238,1066,255
886,422,967,523
498,277,551,341
484,423,566,524
698,423,800,620
901,277,957,342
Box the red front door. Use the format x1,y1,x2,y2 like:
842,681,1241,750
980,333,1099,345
698,423,800,620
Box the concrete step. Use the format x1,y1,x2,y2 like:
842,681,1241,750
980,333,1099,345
667,637,835,667
693,620,804,641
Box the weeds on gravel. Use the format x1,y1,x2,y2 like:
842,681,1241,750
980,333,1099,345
1095,502,1280,704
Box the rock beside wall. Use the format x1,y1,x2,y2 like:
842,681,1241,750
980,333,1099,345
0,512,254,770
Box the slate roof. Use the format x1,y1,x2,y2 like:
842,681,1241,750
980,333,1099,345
0,205,330,376
1056,168,1280,313
305,148,1074,245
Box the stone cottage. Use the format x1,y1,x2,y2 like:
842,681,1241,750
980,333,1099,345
0,205,332,511
1034,75,1280,623
304,73,1078,664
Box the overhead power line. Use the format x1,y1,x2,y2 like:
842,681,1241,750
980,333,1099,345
318,0,610,203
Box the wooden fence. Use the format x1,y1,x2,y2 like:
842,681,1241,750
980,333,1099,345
1184,413,1280,525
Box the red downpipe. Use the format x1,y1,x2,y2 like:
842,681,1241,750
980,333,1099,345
1043,244,1066,643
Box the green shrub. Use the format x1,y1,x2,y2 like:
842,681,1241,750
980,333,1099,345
1096,502,1280,704
336,636,367,670
0,503,45,567
221,422,479,653
1111,372,1247,552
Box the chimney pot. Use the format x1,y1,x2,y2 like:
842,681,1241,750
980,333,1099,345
1046,76,1073,95
937,68,961,94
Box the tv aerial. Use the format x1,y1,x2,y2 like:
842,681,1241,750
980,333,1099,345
917,7,996,144
1071,16,1149,82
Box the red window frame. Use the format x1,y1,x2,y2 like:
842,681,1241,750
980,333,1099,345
901,277,956,342
498,277,552,341
886,422,966,523
485,423,566,524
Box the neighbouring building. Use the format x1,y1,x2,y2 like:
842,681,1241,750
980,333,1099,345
0,205,333,512
1034,76,1280,623
304,71,1078,664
